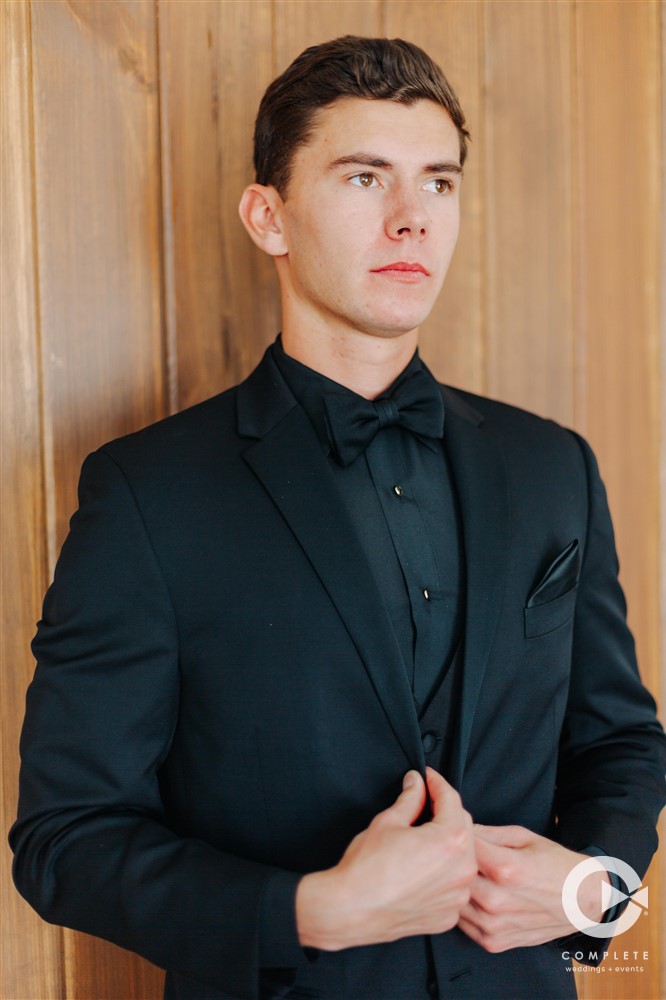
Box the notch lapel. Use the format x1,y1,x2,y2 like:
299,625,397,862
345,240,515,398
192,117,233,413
237,351,425,770
440,388,511,788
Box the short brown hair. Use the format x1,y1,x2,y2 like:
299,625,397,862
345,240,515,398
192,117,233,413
253,35,470,197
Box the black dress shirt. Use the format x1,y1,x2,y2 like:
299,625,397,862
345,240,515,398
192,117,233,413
258,337,465,976
273,335,464,711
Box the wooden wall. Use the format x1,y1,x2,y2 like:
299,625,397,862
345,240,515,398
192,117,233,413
2,1,664,997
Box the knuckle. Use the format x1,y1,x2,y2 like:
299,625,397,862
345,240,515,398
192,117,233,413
447,788,463,810
492,861,515,885
486,937,506,954
478,884,504,915
506,825,525,840
370,811,390,831
433,911,458,934
455,885,472,909
475,928,494,952
447,824,472,853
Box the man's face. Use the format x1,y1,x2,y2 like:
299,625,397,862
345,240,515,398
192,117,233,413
275,97,462,341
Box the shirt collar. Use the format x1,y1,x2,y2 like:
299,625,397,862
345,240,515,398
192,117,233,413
271,333,438,456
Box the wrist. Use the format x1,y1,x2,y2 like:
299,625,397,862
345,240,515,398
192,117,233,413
575,864,611,925
296,869,353,952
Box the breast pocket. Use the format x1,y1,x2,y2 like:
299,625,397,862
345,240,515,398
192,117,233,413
524,583,578,638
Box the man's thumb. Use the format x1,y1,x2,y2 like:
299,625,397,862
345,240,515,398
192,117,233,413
386,770,426,826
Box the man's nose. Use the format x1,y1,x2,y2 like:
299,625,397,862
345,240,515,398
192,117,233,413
384,188,429,241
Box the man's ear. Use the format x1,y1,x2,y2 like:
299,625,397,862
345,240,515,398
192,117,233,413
238,184,288,257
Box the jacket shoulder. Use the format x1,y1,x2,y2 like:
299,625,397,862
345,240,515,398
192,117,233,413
443,383,583,449
96,386,241,475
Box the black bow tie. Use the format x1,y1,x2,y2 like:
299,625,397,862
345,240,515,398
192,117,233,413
322,367,445,467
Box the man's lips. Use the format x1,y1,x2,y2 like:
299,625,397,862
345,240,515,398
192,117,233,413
371,261,431,276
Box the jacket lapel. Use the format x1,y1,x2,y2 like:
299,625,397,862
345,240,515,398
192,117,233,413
440,387,511,787
237,350,425,770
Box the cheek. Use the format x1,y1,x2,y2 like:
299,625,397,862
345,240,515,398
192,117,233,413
446,205,461,246
430,212,460,277
292,218,366,286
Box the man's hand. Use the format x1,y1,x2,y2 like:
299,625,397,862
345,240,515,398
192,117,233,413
296,767,476,951
457,825,610,952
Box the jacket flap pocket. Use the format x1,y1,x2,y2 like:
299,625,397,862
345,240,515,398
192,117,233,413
524,584,578,638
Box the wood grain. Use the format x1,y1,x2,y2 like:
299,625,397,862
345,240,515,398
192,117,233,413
274,0,381,72
383,0,485,393
483,0,575,425
158,0,277,410
575,0,660,707
30,0,167,555
28,0,167,996
1,3,64,997
574,2,662,998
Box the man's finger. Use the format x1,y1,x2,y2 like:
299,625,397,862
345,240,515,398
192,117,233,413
426,766,465,821
380,770,426,827
473,836,524,882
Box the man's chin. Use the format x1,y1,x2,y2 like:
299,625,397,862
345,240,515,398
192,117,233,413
358,311,433,340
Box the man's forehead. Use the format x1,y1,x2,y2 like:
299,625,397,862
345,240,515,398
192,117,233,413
302,97,461,163
316,95,456,128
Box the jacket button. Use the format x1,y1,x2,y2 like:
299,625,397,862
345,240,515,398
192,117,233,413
421,731,438,754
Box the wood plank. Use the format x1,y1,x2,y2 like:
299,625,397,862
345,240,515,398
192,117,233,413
29,1,167,996
275,0,380,70
31,0,167,553
574,2,662,998
1,3,64,997
159,0,277,410
483,0,575,425
383,0,484,393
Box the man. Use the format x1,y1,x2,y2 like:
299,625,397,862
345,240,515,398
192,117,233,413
10,36,666,1000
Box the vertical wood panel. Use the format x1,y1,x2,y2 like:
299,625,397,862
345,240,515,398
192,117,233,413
159,0,277,410
1,3,64,997
31,0,167,553
29,1,166,996
576,0,661,725
275,0,380,71
575,2,662,998
383,0,485,393
484,0,575,425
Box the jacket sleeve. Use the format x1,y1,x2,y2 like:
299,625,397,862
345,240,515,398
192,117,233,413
554,432,666,878
9,448,303,999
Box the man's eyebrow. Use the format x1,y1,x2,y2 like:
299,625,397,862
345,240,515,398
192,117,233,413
329,154,392,170
328,153,462,174
424,161,463,175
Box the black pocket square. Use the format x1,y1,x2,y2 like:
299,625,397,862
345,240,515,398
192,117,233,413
527,538,580,608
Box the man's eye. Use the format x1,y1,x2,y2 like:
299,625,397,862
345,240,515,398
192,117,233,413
424,178,453,194
350,173,378,188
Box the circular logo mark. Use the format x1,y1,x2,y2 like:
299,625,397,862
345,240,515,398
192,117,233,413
562,856,648,938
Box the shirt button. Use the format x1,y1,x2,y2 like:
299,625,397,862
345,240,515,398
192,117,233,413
393,485,404,497
423,588,430,601
422,731,438,754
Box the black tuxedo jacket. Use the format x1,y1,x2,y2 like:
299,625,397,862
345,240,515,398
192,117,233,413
11,347,666,1000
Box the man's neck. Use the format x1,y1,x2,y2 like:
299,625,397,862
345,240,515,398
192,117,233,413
280,326,419,400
